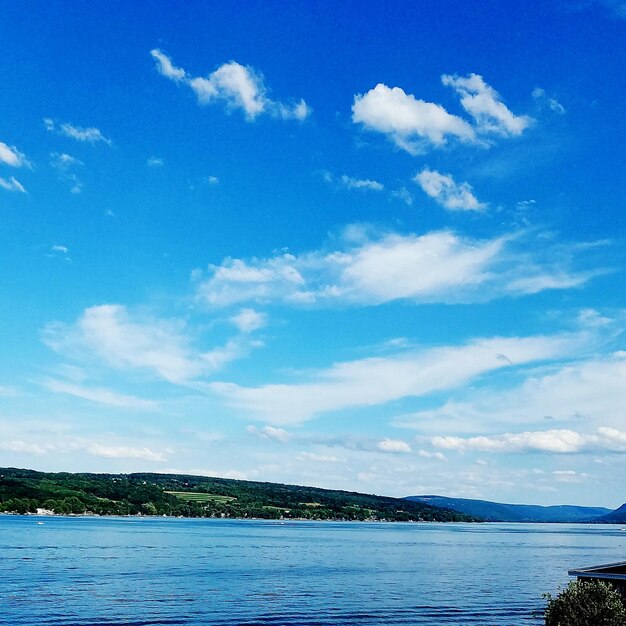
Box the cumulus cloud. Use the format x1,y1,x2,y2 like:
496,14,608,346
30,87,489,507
442,73,532,136
247,424,291,443
0,176,26,193
151,49,310,121
230,308,266,333
352,83,476,153
0,141,30,168
352,73,531,153
195,228,598,308
45,119,112,145
210,332,580,423
414,168,486,211
432,426,626,455
432,429,587,453
377,438,412,453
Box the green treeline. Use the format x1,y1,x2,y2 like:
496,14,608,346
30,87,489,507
0,467,476,522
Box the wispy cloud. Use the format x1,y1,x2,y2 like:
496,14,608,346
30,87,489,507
0,434,167,462
210,332,581,423
147,156,164,167
391,187,413,206
442,73,533,136
0,176,26,193
414,168,487,211
195,227,600,308
0,141,30,168
87,443,167,462
42,378,159,411
44,119,112,145
50,152,84,194
532,87,566,114
377,438,411,453
42,304,262,384
151,49,310,121
395,348,626,435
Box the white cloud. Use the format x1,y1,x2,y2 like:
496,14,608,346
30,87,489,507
45,119,112,145
201,337,261,372
297,452,343,463
417,449,446,460
0,176,26,193
442,73,532,136
432,426,626,456
87,443,167,462
0,440,51,455
391,187,413,206
42,378,159,411
432,429,587,453
247,424,291,443
210,332,580,423
51,245,69,254
43,305,207,383
42,304,261,383
205,175,219,184
377,438,411,453
532,87,566,115
0,141,30,168
230,308,266,333
339,175,384,191
195,228,597,308
147,156,164,167
150,48,186,81
50,152,84,194
397,351,626,435
151,49,310,121
352,83,476,153
414,168,486,211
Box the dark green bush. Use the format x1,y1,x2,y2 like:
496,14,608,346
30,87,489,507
544,580,626,626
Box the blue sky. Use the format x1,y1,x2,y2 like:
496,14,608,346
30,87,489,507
1,0,626,506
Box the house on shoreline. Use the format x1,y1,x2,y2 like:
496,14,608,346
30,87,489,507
569,561,626,594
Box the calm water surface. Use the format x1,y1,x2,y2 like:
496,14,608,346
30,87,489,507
2,516,625,625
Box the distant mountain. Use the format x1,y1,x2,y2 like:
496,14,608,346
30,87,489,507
405,495,612,523
594,503,626,524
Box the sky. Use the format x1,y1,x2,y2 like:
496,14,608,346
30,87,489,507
1,0,626,507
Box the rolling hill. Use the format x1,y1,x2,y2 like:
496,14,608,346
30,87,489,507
0,468,476,522
405,495,612,523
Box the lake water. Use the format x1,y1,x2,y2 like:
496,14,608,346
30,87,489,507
2,517,626,625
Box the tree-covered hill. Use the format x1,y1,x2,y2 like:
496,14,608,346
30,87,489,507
0,468,477,522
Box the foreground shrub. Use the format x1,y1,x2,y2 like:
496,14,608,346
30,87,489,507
544,579,626,626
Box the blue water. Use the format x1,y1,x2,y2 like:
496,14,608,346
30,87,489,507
2,517,625,625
